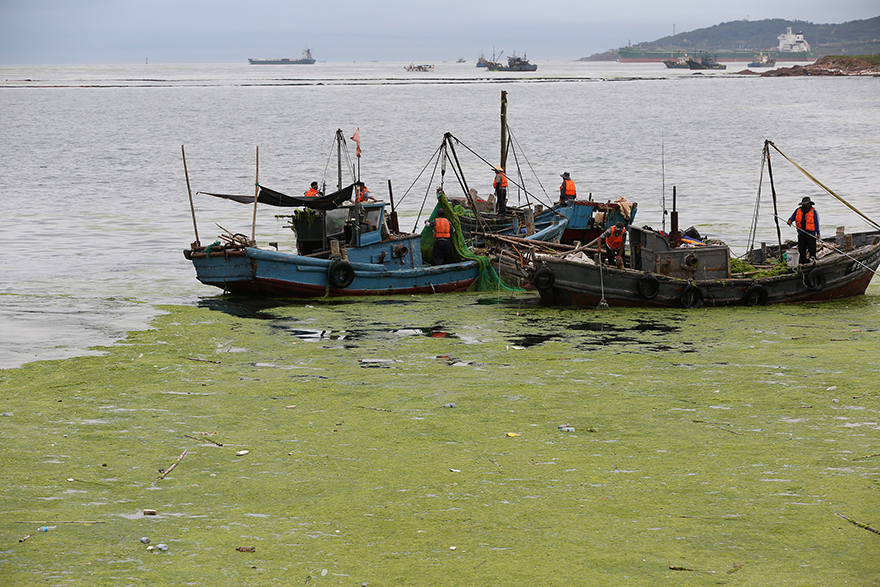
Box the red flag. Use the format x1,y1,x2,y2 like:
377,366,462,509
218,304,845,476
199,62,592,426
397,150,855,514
351,128,362,158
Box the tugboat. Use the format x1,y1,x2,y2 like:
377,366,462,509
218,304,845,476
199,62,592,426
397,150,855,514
485,51,537,72
748,53,777,68
663,54,689,69
686,53,726,70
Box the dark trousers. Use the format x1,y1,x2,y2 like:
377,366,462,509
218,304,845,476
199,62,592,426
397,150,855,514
797,231,817,263
433,238,454,265
495,188,507,215
604,244,623,266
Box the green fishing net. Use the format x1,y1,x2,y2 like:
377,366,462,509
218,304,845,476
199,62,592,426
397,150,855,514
421,190,520,292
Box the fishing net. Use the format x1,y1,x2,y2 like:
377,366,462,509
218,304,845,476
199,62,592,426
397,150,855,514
421,190,520,292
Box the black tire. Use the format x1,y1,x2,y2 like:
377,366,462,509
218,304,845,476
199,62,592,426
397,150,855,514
637,274,660,299
532,267,555,291
680,284,703,309
742,284,768,306
327,260,355,288
805,268,826,291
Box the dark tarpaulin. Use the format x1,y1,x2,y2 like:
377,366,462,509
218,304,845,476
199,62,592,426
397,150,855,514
200,183,355,210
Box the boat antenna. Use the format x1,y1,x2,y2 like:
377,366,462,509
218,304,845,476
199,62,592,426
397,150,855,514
661,141,667,233
251,145,259,244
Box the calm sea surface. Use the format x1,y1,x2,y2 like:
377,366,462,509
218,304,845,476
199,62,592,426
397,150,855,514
1,61,878,368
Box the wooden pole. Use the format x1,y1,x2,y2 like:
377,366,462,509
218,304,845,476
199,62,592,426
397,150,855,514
765,141,783,255
181,145,200,246
251,146,259,244
500,90,508,171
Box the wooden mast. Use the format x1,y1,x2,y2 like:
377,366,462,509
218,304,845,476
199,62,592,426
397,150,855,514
500,91,508,171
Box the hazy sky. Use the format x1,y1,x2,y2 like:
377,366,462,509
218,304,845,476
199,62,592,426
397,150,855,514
1,0,877,64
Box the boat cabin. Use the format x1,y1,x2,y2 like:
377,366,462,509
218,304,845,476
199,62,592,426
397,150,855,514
629,226,731,280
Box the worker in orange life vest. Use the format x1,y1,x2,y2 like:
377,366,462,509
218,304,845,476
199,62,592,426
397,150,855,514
559,172,576,205
787,196,820,263
600,221,627,268
355,182,376,203
304,181,321,198
493,166,508,215
424,208,455,265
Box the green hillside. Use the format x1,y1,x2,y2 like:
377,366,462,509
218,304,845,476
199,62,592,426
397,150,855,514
585,16,879,59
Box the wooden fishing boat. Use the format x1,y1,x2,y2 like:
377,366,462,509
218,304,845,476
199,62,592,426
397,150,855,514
524,141,880,308
182,131,489,298
529,226,880,308
184,186,480,298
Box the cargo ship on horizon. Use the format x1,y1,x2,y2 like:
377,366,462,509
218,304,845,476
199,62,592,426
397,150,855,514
248,48,316,65
618,27,815,63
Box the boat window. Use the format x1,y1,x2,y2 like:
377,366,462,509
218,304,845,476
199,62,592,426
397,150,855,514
362,208,381,233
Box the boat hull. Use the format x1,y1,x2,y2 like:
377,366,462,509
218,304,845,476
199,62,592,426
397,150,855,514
531,234,880,308
185,247,479,298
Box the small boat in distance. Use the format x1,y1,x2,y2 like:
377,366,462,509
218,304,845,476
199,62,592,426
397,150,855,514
456,57,466,63
663,55,689,69
485,51,537,72
748,53,777,67
405,63,435,72
248,48,315,65
687,53,726,70
476,51,488,67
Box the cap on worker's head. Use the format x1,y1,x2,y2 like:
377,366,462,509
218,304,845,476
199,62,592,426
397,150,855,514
493,165,504,172
800,196,814,206
561,172,570,178
616,221,625,229
310,181,319,188
437,209,446,217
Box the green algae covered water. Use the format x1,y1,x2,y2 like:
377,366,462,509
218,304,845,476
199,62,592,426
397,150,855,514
2,289,878,585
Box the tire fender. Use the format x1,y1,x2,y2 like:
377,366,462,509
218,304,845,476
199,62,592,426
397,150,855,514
532,267,555,291
805,268,826,291
637,274,660,299
742,284,768,306
680,284,703,309
328,260,355,288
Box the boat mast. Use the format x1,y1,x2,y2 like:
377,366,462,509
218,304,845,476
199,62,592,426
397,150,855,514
336,129,344,192
500,90,508,171
764,140,783,255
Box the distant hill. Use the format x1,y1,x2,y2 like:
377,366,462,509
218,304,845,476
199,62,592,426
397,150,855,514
581,16,880,60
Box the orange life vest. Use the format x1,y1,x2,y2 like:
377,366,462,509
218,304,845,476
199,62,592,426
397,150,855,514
795,208,817,232
561,178,576,197
494,172,508,189
304,188,319,198
356,187,370,202
434,217,451,239
605,226,625,250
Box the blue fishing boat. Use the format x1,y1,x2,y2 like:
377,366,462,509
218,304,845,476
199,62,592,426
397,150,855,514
184,185,481,297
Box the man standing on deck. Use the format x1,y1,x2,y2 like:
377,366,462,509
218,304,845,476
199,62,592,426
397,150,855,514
559,172,576,206
493,166,508,215
424,209,455,265
304,182,321,198
787,196,820,263
600,221,627,268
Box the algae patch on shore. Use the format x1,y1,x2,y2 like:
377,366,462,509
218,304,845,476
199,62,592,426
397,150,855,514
1,291,878,585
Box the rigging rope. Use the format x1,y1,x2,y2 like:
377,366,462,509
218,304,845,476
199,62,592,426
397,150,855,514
767,140,880,232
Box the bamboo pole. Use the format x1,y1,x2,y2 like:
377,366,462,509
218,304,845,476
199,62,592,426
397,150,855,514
156,449,188,482
181,145,200,246
251,146,259,243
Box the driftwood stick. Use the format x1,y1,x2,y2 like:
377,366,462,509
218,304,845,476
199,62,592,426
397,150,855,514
16,520,106,525
156,449,188,481
836,512,880,535
184,433,223,446
184,357,221,364
693,420,742,435
851,452,880,461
